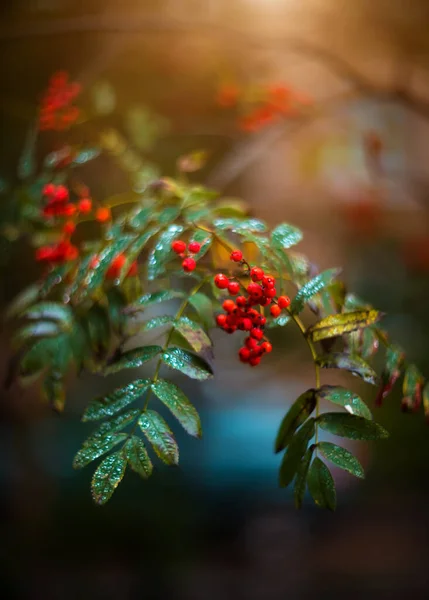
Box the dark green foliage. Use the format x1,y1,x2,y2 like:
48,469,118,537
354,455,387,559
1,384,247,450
307,457,336,511
275,390,316,453
318,412,389,440
279,418,315,488
318,442,364,478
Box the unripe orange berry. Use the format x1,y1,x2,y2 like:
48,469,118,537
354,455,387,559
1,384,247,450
270,305,281,318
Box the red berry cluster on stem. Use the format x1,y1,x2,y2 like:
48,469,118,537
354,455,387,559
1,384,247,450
171,239,202,273
39,71,81,131
214,250,291,367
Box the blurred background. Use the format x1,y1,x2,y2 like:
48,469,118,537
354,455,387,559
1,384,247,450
1,1,429,598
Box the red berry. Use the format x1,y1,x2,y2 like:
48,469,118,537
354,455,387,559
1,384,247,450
172,240,186,254
230,250,243,262
254,315,267,326
182,257,196,272
264,287,277,298
64,203,76,216
236,295,247,307
249,356,261,367
96,207,111,223
54,185,69,203
78,198,92,213
188,241,201,254
250,267,264,281
242,318,253,331
216,314,227,327
270,305,281,318
42,183,56,197
262,276,275,289
260,297,272,306
247,283,263,301
250,328,264,340
63,220,75,235
278,295,291,309
225,314,237,326
227,281,240,295
245,337,258,350
214,274,229,289
225,326,237,334
223,299,236,313
239,347,251,362
261,341,273,353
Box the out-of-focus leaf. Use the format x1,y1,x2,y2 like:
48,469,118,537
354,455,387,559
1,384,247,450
13,321,61,348
138,409,179,465
104,345,162,374
271,223,303,250
213,218,267,233
124,436,153,479
127,205,154,230
316,353,378,386
402,364,424,412
129,289,184,312
361,327,380,360
177,150,208,173
152,378,201,437
214,198,249,218
6,284,40,319
275,389,316,453
291,268,341,315
318,412,389,440
140,315,175,332
267,315,291,329
40,263,74,298
375,344,405,405
307,310,382,342
188,229,213,260
72,147,101,165
316,386,372,419
294,445,315,509
91,450,127,505
41,375,66,413
18,125,37,180
91,80,116,115
174,317,212,353
86,304,111,358
318,442,364,478
147,224,185,281
279,418,315,488
162,347,213,381
423,384,429,422
307,457,336,510
188,292,214,329
82,378,151,422
73,433,127,469
22,302,74,327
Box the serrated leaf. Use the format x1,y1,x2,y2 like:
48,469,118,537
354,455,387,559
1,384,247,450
19,334,71,377
82,378,151,421
279,418,315,488
307,457,336,510
22,302,74,327
174,317,212,353
402,364,424,412
140,315,175,332
91,450,127,505
152,378,201,437
291,268,341,314
376,344,405,405
316,353,378,385
73,433,127,469
84,409,140,447
138,409,179,465
307,310,382,342
361,327,380,360
118,226,159,283
85,304,111,358
275,390,316,453
271,222,303,251
147,224,185,281
104,345,162,374
6,284,40,319
13,321,61,348
188,292,214,329
213,218,267,233
267,315,291,329
316,386,372,419
318,412,389,440
294,445,315,508
127,205,154,230
125,436,153,479
162,347,213,381
318,442,364,478
129,289,184,311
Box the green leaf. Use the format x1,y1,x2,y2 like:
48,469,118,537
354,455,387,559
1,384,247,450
128,205,154,230
82,378,151,421
316,353,378,385
279,418,315,488
291,268,341,314
318,412,389,440
72,147,101,165
376,344,405,405
402,364,424,412
140,315,175,332
124,436,153,479
19,334,71,377
188,292,214,329
275,389,316,453
84,409,140,446
91,450,127,505
214,218,267,233
6,283,40,319
22,302,74,328
73,433,127,469
271,223,303,250
138,409,179,465
162,347,213,381
85,304,111,357
307,310,382,342
318,442,365,478
118,226,160,283
188,230,213,260
104,345,162,374
361,327,380,360
13,321,60,348
147,224,185,281
129,289,184,311
106,288,127,334
152,378,202,438
174,317,212,353
41,375,66,413
307,457,336,510
294,446,315,509
267,315,291,329
316,386,372,419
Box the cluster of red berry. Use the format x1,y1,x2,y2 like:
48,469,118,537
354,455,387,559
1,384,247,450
171,239,201,273
214,250,291,366
39,71,81,132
